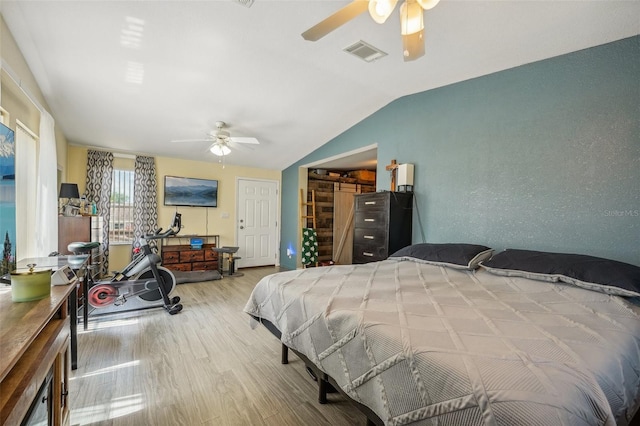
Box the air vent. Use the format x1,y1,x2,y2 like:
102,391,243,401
233,0,254,7
343,40,387,62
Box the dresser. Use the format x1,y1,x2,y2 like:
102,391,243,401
160,235,219,272
58,216,103,277
58,216,103,253
352,192,413,264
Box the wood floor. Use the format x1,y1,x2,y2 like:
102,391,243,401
70,267,365,426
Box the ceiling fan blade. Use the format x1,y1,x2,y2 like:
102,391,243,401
230,136,259,145
402,29,425,62
302,0,369,41
229,141,254,152
171,138,212,143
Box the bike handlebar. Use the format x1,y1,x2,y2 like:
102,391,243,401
144,226,179,240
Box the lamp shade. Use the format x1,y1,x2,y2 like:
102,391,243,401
397,163,414,186
210,143,231,156
402,29,425,61
417,0,440,10
400,0,424,35
59,183,79,199
368,0,398,24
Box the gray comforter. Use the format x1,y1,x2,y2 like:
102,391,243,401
243,259,640,425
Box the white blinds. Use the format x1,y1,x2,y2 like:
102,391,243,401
15,122,37,260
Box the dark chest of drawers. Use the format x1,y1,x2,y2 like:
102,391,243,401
352,192,413,264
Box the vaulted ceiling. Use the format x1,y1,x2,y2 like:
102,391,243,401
2,1,638,170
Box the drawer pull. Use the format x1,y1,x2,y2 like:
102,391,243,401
364,201,377,205
363,252,374,257
364,218,375,222
363,235,375,240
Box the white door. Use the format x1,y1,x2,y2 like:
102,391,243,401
236,179,278,267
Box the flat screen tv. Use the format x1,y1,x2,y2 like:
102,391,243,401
164,176,218,208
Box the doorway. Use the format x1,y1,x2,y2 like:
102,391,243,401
300,144,377,266
236,178,279,267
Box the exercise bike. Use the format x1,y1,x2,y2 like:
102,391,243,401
87,213,183,315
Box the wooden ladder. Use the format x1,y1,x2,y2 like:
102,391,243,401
300,188,317,229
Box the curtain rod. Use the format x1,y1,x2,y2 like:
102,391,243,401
68,143,147,160
113,152,136,159
1,58,47,114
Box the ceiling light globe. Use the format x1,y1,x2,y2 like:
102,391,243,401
417,0,440,10
210,144,231,156
368,0,398,24
400,0,424,35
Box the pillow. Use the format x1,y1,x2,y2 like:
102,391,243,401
390,243,493,270
480,249,640,297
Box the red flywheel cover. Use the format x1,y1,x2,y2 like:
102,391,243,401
88,284,118,307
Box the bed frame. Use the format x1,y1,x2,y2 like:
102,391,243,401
252,315,640,426
254,316,384,425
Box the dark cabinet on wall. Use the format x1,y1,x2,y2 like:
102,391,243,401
352,191,413,264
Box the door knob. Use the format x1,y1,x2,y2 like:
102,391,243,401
240,226,244,229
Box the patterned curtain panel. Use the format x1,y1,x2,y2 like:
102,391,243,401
85,149,113,276
132,155,158,251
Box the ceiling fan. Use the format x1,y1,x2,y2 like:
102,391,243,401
302,0,440,61
172,121,259,157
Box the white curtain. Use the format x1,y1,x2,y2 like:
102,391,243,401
35,111,58,257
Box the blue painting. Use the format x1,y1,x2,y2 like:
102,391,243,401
164,176,218,208
0,122,15,275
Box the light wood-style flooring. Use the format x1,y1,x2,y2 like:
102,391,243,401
70,267,365,425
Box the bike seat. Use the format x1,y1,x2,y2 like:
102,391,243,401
68,241,100,254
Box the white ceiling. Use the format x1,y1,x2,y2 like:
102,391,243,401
2,1,638,170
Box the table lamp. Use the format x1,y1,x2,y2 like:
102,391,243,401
397,163,414,192
59,183,80,216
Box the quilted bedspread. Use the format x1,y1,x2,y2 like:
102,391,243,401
243,259,640,425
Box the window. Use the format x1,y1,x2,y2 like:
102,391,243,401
109,169,135,243
15,121,38,259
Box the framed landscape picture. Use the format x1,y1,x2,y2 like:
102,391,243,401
0,122,16,275
164,175,218,208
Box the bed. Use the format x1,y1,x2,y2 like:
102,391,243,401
244,244,640,425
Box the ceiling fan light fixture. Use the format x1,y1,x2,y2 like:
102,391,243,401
416,0,440,10
368,0,398,24
210,143,231,156
400,0,424,35
403,29,425,61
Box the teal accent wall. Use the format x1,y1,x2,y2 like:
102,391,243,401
281,36,640,269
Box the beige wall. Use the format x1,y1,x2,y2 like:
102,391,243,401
1,14,69,263
1,15,68,179
67,145,281,270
